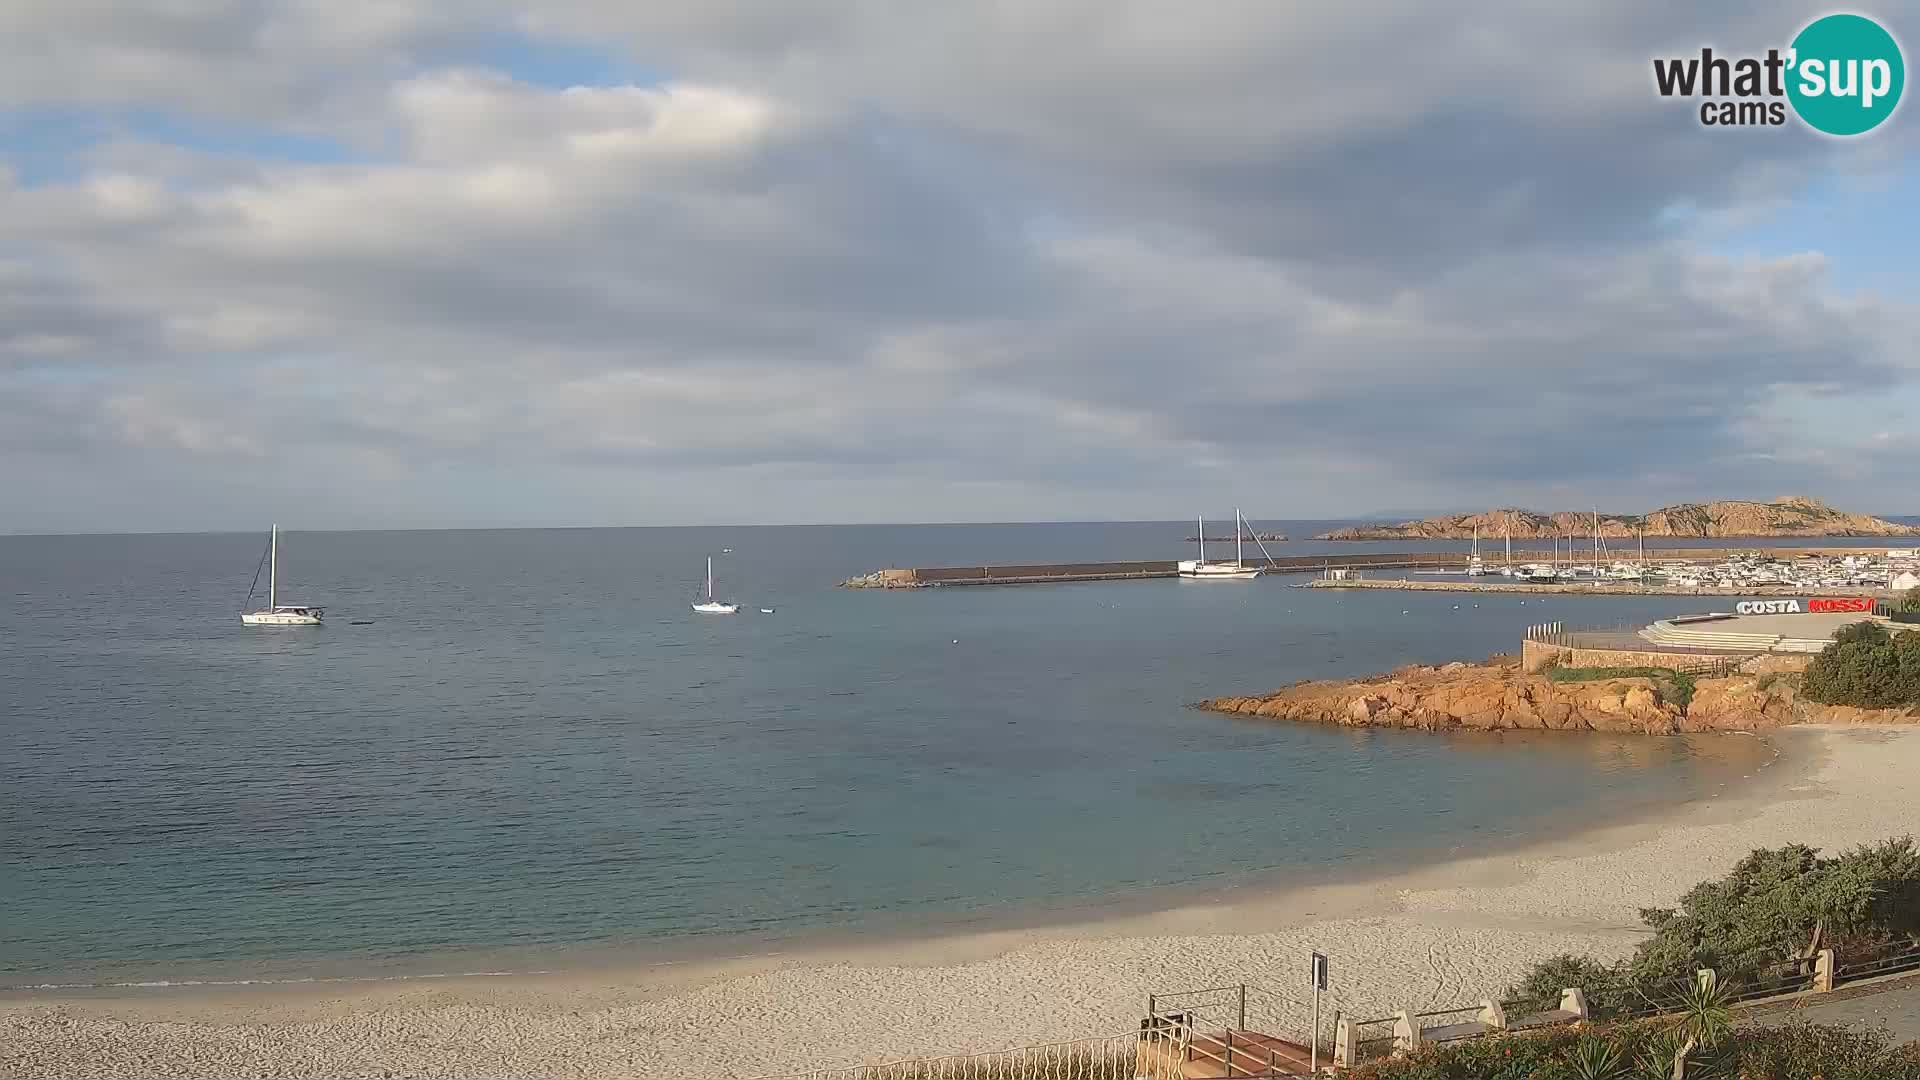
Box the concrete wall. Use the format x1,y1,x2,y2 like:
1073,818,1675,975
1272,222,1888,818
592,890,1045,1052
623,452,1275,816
1521,639,1743,673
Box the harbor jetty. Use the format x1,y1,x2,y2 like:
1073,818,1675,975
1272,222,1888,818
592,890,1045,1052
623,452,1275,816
841,553,1476,588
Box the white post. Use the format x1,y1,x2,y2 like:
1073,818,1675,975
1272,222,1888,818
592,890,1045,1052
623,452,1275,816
1815,949,1836,993
268,524,277,610
1332,1014,1357,1069
1478,999,1506,1032
1559,987,1590,1021
1393,1009,1421,1054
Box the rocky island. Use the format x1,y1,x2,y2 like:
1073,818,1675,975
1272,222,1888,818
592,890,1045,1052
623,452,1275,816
1317,496,1920,541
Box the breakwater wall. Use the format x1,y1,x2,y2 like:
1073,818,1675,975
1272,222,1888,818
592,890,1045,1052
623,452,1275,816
842,552,1479,588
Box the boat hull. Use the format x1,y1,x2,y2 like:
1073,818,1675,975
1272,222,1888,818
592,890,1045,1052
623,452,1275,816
241,611,323,626
1178,565,1263,580
691,602,740,614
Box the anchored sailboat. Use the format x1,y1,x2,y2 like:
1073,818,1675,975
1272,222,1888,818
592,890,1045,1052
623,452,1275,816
240,524,323,626
691,555,739,614
1178,508,1265,580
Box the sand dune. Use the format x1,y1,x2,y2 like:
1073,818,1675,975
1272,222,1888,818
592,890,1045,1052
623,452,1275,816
6,728,1915,1079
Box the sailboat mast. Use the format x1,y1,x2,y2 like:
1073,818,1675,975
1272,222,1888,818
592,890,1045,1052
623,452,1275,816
1196,516,1205,564
268,524,277,610
1235,507,1243,567
706,555,714,600
1505,524,1512,566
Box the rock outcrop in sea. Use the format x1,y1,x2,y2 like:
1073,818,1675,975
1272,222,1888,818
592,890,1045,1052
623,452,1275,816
1196,660,1920,735
1316,496,1920,541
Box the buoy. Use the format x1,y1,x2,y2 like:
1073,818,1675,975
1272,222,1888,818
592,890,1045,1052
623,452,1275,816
952,639,959,644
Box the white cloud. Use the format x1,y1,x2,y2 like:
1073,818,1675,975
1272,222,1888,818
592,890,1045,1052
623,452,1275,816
0,2,1916,531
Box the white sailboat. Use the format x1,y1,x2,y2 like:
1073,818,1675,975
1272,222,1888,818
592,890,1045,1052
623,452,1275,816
1466,524,1493,575
691,555,739,614
1178,509,1264,580
240,524,323,625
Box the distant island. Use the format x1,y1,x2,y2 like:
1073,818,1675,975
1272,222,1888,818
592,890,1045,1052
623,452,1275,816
1316,496,1920,541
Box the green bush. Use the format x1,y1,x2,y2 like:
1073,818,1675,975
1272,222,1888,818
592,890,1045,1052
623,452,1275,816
1352,1021,1920,1080
1903,588,1920,614
1800,621,1920,708
1543,666,1697,710
1506,838,1920,1019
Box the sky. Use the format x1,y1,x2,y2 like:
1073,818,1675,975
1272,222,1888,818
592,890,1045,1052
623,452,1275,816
1,2,1917,533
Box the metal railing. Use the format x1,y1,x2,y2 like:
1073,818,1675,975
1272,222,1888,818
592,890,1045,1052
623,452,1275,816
1837,942,1920,983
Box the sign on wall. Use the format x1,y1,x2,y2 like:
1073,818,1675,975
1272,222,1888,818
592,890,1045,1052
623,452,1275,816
1734,597,1875,615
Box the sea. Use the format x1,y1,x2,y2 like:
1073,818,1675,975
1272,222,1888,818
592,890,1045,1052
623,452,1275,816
3,520,1907,989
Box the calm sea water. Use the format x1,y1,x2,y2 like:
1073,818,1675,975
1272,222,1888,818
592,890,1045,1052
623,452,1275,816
0,522,1844,986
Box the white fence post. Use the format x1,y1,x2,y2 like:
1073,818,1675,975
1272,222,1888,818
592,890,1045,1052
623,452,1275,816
1814,949,1836,993
1393,1009,1422,1054
1559,987,1590,1021
1333,1014,1358,1069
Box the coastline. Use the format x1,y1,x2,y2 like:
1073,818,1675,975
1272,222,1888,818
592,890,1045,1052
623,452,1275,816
13,728,1916,1079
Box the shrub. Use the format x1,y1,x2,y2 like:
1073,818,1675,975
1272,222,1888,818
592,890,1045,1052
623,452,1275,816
1903,588,1920,614
1800,621,1920,708
1543,666,1696,711
1350,1022,1920,1080
1506,838,1920,1018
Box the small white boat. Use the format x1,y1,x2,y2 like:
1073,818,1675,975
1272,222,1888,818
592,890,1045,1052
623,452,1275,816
759,607,775,614
1178,509,1264,580
241,524,323,626
692,555,739,614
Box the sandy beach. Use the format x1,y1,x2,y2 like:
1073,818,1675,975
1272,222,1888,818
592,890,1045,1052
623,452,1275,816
6,726,1918,1079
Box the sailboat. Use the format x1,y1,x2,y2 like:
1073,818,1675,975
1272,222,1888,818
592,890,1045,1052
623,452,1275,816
691,556,739,614
240,524,323,625
1177,508,1264,580
1466,524,1493,575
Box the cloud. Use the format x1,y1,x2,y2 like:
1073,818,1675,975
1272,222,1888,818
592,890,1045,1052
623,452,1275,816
0,2,1916,531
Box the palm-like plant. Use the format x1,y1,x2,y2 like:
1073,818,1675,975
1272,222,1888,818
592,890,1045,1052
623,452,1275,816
1567,1034,1629,1080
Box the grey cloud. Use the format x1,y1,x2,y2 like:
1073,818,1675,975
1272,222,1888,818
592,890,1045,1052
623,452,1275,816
0,2,1915,530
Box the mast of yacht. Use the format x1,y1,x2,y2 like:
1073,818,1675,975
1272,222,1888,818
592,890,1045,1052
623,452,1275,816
1235,507,1244,568
268,524,278,611
706,555,714,601
1196,516,1205,565
1505,523,1512,567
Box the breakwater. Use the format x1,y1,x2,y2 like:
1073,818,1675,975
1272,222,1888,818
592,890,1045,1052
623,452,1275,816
842,553,1477,588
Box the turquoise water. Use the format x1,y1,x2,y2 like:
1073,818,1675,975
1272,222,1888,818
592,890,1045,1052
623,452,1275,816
0,523,1787,986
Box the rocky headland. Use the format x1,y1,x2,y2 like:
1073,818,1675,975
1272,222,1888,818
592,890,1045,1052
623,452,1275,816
1196,659,1920,735
1317,496,1920,541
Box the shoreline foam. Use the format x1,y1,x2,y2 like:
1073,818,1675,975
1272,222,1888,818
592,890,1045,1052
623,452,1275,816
9,729,1917,1080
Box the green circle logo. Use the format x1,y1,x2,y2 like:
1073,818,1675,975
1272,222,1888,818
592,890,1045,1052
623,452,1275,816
1787,13,1905,135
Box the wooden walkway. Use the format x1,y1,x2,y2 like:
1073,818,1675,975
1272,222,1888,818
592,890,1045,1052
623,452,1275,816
1138,1029,1317,1078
